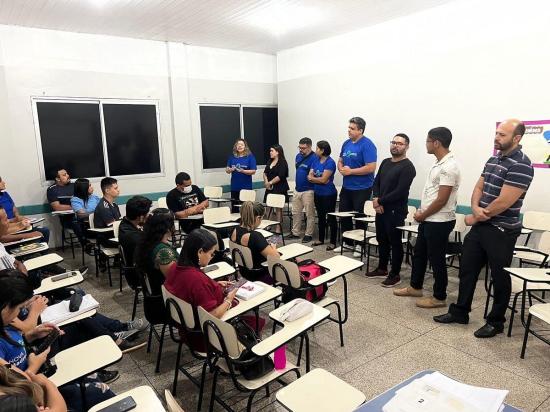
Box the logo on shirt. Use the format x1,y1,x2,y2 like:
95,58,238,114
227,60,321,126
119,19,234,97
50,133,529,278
342,150,358,158
314,169,323,177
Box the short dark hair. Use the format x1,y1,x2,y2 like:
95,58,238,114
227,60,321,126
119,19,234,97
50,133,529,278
514,122,526,137
394,133,410,145
349,117,366,133
428,127,452,148
178,228,217,268
316,140,332,157
175,172,191,185
100,177,117,194
125,196,152,220
299,137,312,146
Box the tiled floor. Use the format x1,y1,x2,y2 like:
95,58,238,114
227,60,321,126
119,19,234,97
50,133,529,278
56,238,550,411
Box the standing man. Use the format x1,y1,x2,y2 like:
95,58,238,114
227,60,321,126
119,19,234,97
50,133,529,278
367,134,416,287
336,116,377,252
287,137,317,243
94,177,121,228
435,119,533,338
166,172,209,233
394,127,460,308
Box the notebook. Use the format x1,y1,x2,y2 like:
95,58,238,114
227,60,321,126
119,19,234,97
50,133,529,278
235,281,264,301
41,295,100,325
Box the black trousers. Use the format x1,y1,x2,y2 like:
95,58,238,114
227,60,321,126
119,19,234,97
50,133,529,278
314,193,337,244
339,187,372,244
231,190,241,213
375,209,406,277
449,223,519,327
410,220,455,300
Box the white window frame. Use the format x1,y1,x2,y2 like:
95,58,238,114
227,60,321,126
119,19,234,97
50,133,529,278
32,96,164,186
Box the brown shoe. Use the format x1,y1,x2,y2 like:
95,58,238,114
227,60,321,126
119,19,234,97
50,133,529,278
416,296,446,309
393,287,423,297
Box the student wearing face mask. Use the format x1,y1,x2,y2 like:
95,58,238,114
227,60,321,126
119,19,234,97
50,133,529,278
166,172,209,234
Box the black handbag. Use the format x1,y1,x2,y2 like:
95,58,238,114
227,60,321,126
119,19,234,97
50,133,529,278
231,318,274,380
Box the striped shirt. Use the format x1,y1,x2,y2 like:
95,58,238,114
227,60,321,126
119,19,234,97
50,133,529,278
479,145,533,230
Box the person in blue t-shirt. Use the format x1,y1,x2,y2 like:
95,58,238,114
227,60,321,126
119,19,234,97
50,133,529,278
308,141,338,250
287,137,317,243
226,139,257,212
70,178,101,221
336,116,377,251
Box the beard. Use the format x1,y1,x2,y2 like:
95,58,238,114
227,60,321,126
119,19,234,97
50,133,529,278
495,140,513,152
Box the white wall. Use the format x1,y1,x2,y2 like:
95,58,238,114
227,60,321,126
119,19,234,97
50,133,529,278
277,0,550,211
0,25,276,244
0,25,276,204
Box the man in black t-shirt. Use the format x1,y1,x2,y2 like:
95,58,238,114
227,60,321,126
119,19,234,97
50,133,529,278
166,172,208,233
369,133,416,287
94,177,121,228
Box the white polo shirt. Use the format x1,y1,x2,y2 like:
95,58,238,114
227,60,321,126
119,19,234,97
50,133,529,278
420,152,461,223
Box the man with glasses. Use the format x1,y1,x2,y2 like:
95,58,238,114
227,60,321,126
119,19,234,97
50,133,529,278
287,137,317,243
368,134,416,287
394,127,460,308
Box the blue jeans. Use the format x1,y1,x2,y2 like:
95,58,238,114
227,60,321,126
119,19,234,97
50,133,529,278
59,377,115,412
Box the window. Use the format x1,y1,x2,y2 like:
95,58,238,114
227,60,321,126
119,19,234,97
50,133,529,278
33,98,162,181
199,104,278,169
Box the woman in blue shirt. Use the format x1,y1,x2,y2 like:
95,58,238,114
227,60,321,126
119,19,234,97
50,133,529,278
308,141,338,250
226,139,257,212
70,178,100,221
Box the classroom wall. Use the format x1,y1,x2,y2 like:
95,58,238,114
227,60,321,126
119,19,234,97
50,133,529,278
277,0,550,212
0,25,276,244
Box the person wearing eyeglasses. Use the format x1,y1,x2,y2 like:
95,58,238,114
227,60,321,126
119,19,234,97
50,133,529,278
367,134,416,287
287,137,317,243
394,127,460,309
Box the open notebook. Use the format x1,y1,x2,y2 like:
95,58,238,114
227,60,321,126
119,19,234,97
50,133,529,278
41,295,100,325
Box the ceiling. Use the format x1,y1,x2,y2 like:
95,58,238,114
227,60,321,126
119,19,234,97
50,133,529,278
0,0,457,54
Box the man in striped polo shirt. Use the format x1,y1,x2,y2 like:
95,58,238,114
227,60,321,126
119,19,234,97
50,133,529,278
434,119,534,338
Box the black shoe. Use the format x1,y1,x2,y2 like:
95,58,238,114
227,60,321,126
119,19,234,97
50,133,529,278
365,268,388,278
286,233,300,239
381,275,401,288
433,313,469,324
78,266,89,276
474,323,503,338
96,369,119,384
302,235,313,243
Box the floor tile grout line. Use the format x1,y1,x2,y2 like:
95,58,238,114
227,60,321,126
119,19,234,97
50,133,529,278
534,394,550,411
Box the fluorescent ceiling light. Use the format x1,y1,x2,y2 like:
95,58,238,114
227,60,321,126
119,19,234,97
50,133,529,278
245,1,325,36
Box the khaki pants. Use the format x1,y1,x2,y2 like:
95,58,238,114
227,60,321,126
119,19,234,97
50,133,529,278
291,190,315,236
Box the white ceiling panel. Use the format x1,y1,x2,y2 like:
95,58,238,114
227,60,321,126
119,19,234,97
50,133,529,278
0,0,458,54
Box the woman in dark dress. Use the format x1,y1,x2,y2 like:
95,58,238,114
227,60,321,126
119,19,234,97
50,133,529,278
263,144,289,232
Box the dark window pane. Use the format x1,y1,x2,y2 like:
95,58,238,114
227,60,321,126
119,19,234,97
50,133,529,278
243,107,279,165
37,102,104,180
200,106,241,169
103,104,161,176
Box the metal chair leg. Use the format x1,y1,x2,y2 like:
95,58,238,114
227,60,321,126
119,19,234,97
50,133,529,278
520,313,532,359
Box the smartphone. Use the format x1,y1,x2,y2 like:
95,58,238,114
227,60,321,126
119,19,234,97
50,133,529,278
51,271,77,282
97,396,137,412
203,264,219,273
225,277,248,293
34,329,60,354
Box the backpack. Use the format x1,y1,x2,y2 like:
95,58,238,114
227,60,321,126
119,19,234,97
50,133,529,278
282,260,328,303
231,318,274,380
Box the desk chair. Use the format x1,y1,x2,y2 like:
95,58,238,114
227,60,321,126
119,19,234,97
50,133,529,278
199,306,300,412
445,213,467,269
158,197,168,209
514,231,550,268
520,211,550,245
521,303,550,358
162,287,208,410
230,240,266,282
137,268,169,373
341,201,376,258
260,194,286,244
119,243,141,319
165,390,186,412
89,214,119,287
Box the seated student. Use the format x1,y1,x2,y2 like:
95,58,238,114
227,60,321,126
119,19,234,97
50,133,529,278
70,178,100,222
230,201,279,283
93,177,121,229
164,229,239,349
166,172,208,234
0,364,67,412
119,196,152,288
135,208,179,295
0,272,116,411
0,176,50,243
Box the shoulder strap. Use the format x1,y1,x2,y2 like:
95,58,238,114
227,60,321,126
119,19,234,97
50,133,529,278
295,151,314,169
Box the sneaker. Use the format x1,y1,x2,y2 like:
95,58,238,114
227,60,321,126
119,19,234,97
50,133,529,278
126,318,150,333
301,235,313,243
78,266,89,276
96,369,119,384
333,246,343,253
381,276,401,288
286,233,300,239
312,240,324,246
365,268,388,278
118,338,147,354
114,329,139,340
416,296,447,309
326,244,336,251
393,287,423,297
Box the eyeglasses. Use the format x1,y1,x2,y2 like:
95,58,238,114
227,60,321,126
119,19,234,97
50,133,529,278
298,146,309,150
390,141,406,146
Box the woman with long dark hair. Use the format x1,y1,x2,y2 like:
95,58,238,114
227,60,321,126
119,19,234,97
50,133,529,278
263,144,289,232
70,178,100,220
134,208,178,295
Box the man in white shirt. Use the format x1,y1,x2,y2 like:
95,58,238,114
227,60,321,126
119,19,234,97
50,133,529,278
394,127,460,308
